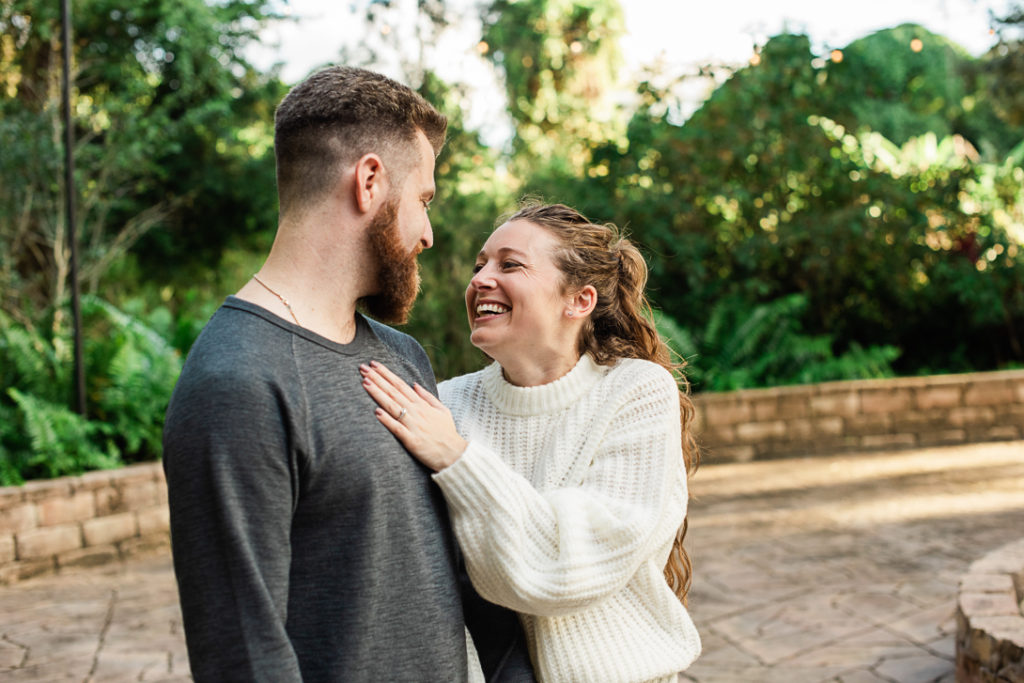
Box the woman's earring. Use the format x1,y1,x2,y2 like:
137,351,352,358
566,310,574,317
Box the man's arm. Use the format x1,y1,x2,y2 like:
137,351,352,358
461,570,536,682
163,369,302,682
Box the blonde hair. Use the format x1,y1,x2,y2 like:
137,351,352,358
506,202,700,604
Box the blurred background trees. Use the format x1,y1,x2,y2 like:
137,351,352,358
1,0,1022,481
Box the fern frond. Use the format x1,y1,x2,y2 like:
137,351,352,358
7,388,121,480
83,297,182,460
0,313,69,402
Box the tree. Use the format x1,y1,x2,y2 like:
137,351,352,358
823,23,1023,160
539,32,1024,376
977,2,1024,133
481,0,626,172
823,25,968,145
0,0,282,326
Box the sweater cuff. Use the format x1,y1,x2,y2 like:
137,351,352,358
431,441,511,516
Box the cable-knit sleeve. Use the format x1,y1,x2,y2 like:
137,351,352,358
432,364,686,618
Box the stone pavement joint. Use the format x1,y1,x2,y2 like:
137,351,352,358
87,588,117,679
0,440,1022,682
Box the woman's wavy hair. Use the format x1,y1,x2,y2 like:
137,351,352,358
505,202,700,604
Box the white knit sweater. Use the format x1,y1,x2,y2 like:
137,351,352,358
436,354,701,683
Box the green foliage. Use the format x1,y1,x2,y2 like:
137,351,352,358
975,3,1024,135
655,295,900,392
82,296,183,459
818,22,1024,161
0,314,68,405
823,25,969,146
482,0,626,168
0,0,282,316
0,298,182,484
542,30,1024,378
4,2,1024,483
5,388,119,484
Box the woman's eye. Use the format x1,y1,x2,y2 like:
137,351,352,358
472,264,484,273
502,261,521,270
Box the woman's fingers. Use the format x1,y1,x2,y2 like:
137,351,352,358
359,366,465,472
361,368,407,418
414,383,445,409
368,361,419,402
374,406,411,441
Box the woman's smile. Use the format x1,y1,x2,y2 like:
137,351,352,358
473,299,512,323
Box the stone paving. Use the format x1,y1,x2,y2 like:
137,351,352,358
0,554,188,681
0,439,1021,682
683,440,1024,683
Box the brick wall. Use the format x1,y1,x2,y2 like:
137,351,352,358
0,463,168,585
693,369,1024,462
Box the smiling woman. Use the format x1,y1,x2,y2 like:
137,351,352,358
465,218,584,387
361,202,702,682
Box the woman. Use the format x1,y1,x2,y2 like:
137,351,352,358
360,203,701,682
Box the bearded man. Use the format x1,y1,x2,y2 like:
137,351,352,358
163,66,532,683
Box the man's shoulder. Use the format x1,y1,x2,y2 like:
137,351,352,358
173,302,296,399
362,316,437,386
363,316,427,358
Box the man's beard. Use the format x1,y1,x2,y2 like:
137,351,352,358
359,199,422,324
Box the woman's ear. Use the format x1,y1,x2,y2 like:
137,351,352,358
568,285,598,319
353,153,386,214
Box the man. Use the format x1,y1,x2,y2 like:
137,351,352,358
163,67,531,682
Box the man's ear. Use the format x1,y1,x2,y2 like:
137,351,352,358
569,285,598,318
353,153,386,214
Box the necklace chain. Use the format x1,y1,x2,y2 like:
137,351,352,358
252,273,300,326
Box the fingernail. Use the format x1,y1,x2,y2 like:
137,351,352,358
359,365,369,374
370,360,380,368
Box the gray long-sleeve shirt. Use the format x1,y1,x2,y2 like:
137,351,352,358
163,297,469,682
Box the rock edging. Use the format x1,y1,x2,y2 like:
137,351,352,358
956,537,1024,682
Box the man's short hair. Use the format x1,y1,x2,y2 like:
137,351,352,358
274,66,447,218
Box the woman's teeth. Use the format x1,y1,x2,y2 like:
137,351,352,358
476,303,510,315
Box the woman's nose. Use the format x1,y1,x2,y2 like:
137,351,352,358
469,266,495,289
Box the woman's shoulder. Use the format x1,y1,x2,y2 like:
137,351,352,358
595,358,683,416
605,357,678,390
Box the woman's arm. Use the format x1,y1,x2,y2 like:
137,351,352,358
435,366,686,618
361,360,687,618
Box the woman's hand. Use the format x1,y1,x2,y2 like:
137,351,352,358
360,361,467,472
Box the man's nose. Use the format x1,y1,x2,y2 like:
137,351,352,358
420,220,434,250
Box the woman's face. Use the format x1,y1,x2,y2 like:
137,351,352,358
465,220,577,362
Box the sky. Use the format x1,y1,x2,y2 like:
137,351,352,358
246,0,1012,142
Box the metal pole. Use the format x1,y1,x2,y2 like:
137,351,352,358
61,0,86,416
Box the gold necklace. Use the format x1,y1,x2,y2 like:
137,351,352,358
252,273,300,326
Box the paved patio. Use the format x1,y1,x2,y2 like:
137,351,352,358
1,440,1022,682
